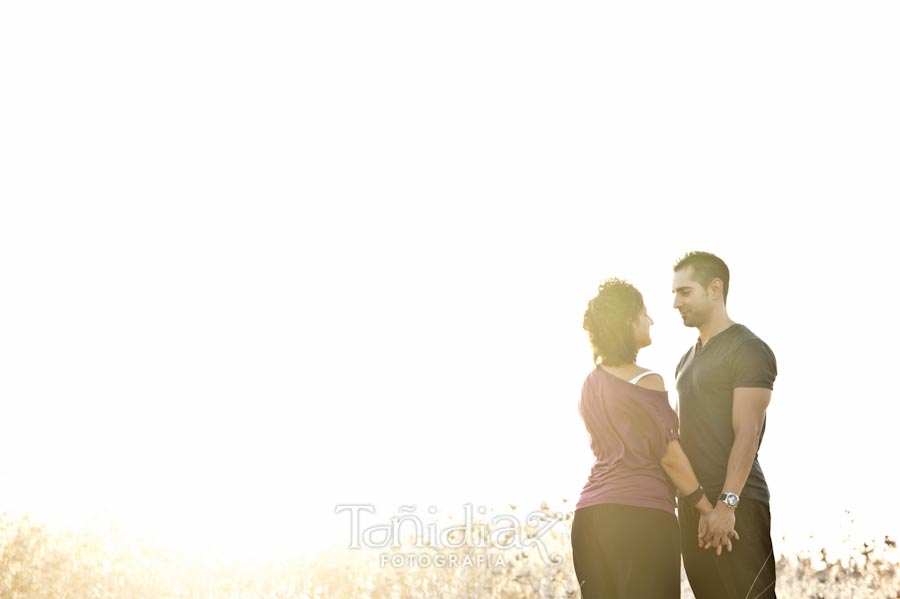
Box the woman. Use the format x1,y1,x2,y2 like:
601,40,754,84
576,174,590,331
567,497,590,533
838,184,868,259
571,278,731,599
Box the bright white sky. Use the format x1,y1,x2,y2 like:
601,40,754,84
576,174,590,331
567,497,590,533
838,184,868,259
2,1,898,562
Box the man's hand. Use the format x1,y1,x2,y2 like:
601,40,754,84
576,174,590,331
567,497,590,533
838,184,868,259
698,503,740,556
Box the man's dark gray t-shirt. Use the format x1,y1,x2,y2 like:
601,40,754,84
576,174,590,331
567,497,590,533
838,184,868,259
675,323,777,504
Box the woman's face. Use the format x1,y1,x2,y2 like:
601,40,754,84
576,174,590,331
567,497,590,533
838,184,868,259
633,306,654,348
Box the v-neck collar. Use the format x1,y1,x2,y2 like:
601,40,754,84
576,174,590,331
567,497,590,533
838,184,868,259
696,323,740,353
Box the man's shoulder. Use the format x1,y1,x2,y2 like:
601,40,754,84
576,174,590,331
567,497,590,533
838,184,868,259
676,344,695,370
728,324,768,347
727,324,777,364
677,344,694,360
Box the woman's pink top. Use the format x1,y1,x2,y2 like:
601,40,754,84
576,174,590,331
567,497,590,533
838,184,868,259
575,367,680,514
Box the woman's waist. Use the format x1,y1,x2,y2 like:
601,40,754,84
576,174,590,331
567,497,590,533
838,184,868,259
588,460,670,481
580,467,675,500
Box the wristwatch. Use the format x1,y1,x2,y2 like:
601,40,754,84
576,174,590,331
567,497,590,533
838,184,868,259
719,492,740,510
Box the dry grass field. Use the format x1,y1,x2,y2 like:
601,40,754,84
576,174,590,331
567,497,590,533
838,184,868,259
2,503,899,599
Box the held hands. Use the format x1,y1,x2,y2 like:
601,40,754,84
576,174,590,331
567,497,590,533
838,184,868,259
697,503,740,556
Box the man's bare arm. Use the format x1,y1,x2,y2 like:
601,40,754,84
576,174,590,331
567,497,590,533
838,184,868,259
701,387,771,554
722,387,772,497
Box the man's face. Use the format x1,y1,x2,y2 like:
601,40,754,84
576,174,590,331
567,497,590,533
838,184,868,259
672,267,714,328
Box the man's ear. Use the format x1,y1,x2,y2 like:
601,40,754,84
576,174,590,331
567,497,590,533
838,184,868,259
708,277,724,302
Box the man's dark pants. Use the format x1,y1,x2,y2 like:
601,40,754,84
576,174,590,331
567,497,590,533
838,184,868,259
679,498,777,599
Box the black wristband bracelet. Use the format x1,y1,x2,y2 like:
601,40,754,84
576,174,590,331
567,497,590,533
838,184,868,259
682,485,705,506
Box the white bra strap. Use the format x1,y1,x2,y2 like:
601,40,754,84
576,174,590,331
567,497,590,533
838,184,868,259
629,370,658,385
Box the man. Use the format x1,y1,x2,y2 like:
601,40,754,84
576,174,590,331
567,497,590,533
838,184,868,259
672,251,778,599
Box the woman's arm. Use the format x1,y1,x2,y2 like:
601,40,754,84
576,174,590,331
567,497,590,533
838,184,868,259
634,375,715,515
659,440,714,515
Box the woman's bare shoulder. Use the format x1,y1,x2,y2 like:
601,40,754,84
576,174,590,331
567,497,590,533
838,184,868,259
636,372,666,392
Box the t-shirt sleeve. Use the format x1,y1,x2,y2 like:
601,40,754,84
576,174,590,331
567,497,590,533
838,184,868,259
644,397,681,462
732,338,777,389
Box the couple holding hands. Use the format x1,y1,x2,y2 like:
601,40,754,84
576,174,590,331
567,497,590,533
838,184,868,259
571,252,778,599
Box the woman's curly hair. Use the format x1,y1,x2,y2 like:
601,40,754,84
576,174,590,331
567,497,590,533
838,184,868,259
583,278,645,367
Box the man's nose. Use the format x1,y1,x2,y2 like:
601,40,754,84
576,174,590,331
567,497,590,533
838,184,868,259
673,296,682,309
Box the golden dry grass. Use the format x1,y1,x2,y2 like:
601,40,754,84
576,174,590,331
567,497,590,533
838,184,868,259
2,504,899,599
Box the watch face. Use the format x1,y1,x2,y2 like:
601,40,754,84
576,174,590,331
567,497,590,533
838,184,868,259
726,495,738,507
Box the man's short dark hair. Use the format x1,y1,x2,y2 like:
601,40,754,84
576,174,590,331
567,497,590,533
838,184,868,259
583,278,645,366
674,251,730,303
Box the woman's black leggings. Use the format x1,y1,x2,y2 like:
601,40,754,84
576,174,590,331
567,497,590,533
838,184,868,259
571,503,681,599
